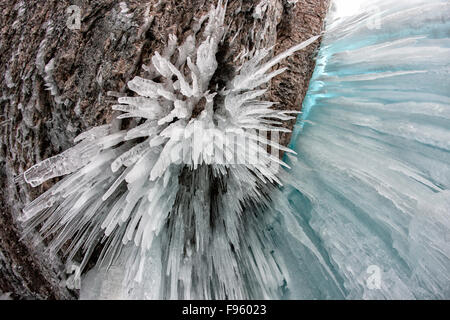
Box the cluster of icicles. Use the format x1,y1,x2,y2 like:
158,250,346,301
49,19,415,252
21,1,319,299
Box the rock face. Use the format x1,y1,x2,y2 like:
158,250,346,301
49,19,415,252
0,0,329,299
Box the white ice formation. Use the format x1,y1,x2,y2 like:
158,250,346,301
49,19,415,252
22,0,319,299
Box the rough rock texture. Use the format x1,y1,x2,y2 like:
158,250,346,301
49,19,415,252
0,0,329,299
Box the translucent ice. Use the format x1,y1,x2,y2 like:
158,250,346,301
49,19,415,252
271,0,450,299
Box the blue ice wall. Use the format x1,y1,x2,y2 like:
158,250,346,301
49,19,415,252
277,0,450,299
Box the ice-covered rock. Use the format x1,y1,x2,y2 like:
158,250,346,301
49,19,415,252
273,0,450,299
22,0,319,299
